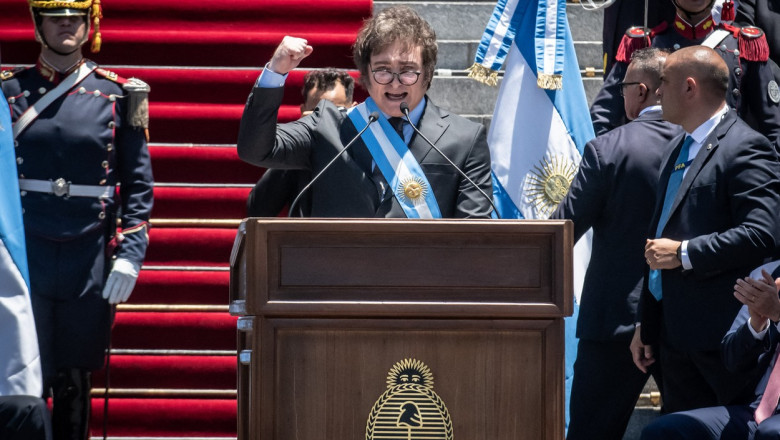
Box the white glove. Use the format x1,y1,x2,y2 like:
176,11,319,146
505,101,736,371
102,258,140,304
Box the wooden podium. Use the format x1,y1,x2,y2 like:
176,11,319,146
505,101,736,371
230,219,573,440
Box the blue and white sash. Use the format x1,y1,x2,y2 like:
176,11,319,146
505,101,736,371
347,98,442,219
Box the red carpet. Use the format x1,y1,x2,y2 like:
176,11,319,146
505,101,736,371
0,0,368,67
131,271,230,305
0,0,372,437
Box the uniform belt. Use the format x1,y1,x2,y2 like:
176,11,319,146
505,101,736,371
18,178,115,199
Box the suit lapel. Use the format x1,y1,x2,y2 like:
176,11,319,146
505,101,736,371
410,99,449,163
339,114,382,209
652,133,685,231
341,115,372,174
666,111,736,222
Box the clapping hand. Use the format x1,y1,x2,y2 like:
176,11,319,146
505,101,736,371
734,269,780,333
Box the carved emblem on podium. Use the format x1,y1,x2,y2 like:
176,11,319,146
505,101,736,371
365,358,453,440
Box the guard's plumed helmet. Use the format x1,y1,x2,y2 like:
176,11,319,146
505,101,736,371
28,0,103,53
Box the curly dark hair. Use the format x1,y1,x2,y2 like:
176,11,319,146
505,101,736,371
301,69,355,102
353,6,437,90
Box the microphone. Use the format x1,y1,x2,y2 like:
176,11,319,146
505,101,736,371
399,102,500,218
288,111,380,216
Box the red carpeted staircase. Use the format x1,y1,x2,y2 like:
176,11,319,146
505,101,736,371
0,0,372,437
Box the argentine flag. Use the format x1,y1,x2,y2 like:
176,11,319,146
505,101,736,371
0,87,42,396
470,0,595,429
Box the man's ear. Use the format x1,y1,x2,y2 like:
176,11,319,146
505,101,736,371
684,77,697,96
638,83,649,101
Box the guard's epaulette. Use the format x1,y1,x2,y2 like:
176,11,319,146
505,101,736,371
0,66,29,82
723,24,770,62
615,22,668,63
95,67,127,84
122,77,150,134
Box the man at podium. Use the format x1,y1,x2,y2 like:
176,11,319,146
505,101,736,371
237,6,494,219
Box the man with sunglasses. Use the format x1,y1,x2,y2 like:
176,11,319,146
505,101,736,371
237,6,493,219
551,48,681,440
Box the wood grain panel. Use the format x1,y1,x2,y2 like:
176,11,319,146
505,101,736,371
255,318,563,440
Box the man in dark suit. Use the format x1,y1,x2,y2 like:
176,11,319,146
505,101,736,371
551,47,680,440
640,261,780,439
633,45,780,414
245,69,357,217
237,6,493,218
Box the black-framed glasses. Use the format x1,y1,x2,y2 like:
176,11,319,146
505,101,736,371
371,66,422,86
618,81,644,97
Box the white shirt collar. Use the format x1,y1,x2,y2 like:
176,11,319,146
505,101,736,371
688,104,729,144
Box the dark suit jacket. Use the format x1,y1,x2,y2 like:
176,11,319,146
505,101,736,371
639,110,780,352
551,110,681,341
237,87,493,218
246,168,311,217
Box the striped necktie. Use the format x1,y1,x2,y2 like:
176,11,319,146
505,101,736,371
648,135,694,300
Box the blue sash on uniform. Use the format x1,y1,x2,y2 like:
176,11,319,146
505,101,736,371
347,99,442,219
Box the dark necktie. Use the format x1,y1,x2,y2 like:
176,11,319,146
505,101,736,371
371,117,405,201
388,117,406,142
648,135,694,300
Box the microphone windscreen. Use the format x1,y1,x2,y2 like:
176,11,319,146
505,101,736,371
368,111,380,122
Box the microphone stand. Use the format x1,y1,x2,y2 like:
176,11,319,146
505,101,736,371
288,112,379,216
400,103,500,218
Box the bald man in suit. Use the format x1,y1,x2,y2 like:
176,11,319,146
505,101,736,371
633,45,780,413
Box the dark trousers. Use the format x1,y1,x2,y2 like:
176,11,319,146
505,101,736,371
641,405,780,440
0,395,52,440
567,339,662,440
660,342,757,413
26,231,111,379
26,231,112,440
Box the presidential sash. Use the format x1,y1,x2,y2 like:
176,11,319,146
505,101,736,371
347,99,442,219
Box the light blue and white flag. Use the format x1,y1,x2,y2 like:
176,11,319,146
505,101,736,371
471,0,596,429
0,87,42,396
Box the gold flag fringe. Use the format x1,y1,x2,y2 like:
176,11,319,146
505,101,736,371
537,73,562,90
466,63,499,87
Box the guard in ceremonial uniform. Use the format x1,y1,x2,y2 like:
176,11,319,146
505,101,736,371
0,1,153,439
590,0,780,147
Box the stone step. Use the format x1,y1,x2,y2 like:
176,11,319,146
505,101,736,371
437,40,602,71
375,1,603,42
624,407,661,440
428,73,603,117
375,1,605,69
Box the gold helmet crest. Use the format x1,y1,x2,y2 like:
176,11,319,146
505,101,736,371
28,0,103,52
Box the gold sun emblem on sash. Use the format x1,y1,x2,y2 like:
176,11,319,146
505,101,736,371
397,176,428,205
525,155,578,218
